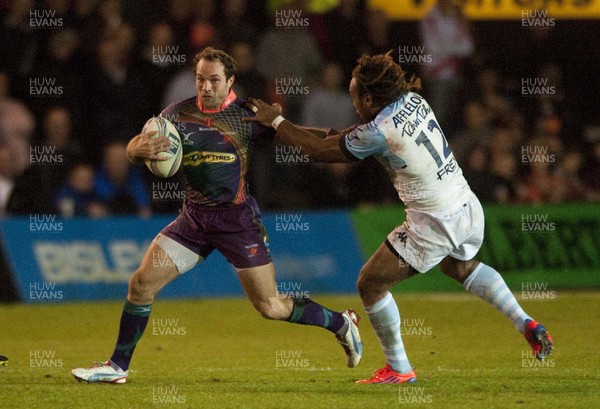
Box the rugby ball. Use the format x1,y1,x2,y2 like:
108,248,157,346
142,116,182,178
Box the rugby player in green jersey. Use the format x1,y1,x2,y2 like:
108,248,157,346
71,48,362,384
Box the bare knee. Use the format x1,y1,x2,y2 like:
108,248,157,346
356,271,370,299
128,269,158,303
439,257,479,284
357,268,384,305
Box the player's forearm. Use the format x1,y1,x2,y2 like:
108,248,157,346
243,97,353,162
275,121,350,163
298,126,338,139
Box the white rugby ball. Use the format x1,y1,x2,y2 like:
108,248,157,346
142,116,182,178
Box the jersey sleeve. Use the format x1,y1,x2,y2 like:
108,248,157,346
341,122,387,160
236,98,276,142
252,121,276,142
159,101,181,123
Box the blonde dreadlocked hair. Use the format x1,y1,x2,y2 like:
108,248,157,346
352,51,421,108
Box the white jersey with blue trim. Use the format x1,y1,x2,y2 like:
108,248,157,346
343,92,471,211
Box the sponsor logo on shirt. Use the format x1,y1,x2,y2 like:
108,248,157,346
245,243,259,257
180,131,194,145
182,151,237,166
346,128,362,144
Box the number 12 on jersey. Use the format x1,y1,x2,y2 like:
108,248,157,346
415,119,452,168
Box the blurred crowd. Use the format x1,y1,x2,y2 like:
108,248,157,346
0,0,598,218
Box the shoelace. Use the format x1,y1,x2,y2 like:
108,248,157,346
88,361,112,370
373,366,392,379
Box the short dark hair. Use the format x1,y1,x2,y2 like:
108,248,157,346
193,47,237,79
352,51,421,108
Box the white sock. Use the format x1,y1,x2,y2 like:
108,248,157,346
365,292,412,374
464,263,532,333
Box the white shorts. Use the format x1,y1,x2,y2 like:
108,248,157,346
387,190,485,273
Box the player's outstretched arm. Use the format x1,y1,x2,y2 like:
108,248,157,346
126,131,169,164
277,122,351,163
243,98,354,163
297,126,339,139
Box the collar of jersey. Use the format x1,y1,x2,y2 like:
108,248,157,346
197,89,237,113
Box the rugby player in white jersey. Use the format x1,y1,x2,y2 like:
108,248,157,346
245,51,553,384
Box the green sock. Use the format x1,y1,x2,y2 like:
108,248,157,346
110,301,152,371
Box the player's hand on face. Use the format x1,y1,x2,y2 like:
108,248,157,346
243,98,283,128
132,130,170,161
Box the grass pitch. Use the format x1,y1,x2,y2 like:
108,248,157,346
1,292,599,408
